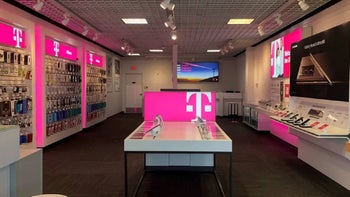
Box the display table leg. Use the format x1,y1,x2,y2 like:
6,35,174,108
124,152,128,197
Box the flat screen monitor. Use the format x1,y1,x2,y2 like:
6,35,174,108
177,61,219,82
270,28,302,78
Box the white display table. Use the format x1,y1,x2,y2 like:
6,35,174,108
124,121,232,197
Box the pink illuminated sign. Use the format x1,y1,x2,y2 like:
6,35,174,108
270,28,302,78
87,52,103,67
0,22,26,48
45,37,78,61
144,91,216,121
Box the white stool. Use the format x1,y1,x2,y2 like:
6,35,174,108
32,195,67,197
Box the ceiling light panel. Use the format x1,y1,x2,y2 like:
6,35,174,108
149,49,163,52
122,18,148,24
207,49,220,52
227,19,254,24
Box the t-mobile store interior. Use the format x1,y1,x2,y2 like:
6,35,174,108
1,0,350,197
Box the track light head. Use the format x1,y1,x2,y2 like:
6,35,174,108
275,14,283,26
171,31,177,40
82,26,89,36
33,0,44,11
160,0,175,11
258,25,264,36
298,0,310,11
62,13,70,26
92,33,99,41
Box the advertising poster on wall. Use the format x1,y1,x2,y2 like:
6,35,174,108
114,59,120,92
270,28,302,78
106,55,113,92
290,22,350,102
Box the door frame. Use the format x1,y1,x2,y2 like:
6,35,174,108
124,73,143,113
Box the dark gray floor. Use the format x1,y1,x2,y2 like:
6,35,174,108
43,113,350,197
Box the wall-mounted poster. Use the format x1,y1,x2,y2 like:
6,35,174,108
114,59,120,92
106,55,113,92
270,28,302,78
107,55,113,77
290,22,350,102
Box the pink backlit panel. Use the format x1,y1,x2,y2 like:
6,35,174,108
0,22,26,48
35,25,44,147
45,37,78,61
144,91,216,121
87,52,103,67
270,28,302,78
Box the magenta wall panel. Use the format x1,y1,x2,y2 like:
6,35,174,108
144,91,216,121
0,22,26,48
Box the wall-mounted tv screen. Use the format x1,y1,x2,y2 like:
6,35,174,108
290,22,350,102
177,61,219,82
270,28,302,78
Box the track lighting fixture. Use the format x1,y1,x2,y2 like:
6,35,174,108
160,0,175,11
164,21,176,30
275,14,283,26
258,25,264,36
164,10,176,30
298,0,310,11
220,39,235,55
121,39,134,53
82,26,89,36
33,0,44,11
171,31,177,40
92,33,99,41
61,13,70,26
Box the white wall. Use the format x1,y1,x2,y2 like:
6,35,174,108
120,58,173,111
106,55,123,117
120,57,241,111
243,1,350,105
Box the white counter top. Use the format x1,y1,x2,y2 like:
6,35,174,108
124,121,232,152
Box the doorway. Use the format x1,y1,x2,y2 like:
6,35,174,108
125,73,143,113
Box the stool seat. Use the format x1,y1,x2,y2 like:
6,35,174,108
32,194,67,197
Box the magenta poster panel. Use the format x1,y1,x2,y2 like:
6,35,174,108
270,28,302,78
87,52,103,67
0,22,26,48
144,91,216,121
45,37,78,61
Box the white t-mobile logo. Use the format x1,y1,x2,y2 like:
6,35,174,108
186,92,212,118
13,28,23,48
89,53,93,64
53,41,60,57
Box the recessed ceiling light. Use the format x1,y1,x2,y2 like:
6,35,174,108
207,49,221,53
227,19,254,24
149,49,163,52
122,18,148,24
128,53,141,56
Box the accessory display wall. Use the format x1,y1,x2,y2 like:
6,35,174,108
0,22,33,145
84,62,107,128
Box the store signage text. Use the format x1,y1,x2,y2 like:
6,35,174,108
87,52,103,67
45,37,77,61
0,22,26,48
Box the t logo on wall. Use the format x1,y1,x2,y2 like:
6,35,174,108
53,41,60,57
89,53,93,64
186,92,212,119
0,22,26,48
13,28,23,48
